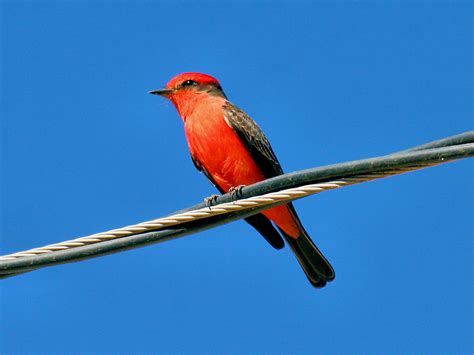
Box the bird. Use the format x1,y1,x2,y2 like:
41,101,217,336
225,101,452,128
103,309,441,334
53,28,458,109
150,72,335,288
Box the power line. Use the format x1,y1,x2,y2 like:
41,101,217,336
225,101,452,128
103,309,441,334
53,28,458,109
1,131,472,279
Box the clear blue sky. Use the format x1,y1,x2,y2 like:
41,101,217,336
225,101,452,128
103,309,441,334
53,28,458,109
1,1,472,354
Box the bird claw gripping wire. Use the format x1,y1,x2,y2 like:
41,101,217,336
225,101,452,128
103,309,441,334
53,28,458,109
204,194,220,208
229,185,246,202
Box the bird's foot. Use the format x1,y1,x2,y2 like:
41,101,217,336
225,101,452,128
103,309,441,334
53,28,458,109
204,194,220,209
229,185,246,202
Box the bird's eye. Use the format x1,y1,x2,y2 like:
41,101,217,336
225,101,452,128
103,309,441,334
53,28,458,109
181,80,198,88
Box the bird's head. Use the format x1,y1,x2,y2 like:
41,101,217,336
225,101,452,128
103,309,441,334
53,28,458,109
149,72,227,109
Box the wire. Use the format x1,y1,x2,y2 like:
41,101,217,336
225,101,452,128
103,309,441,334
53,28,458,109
1,131,473,279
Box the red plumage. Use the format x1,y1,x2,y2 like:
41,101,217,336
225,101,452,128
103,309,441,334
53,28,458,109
150,72,335,288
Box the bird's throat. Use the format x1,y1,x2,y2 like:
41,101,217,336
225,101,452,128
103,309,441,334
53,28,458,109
171,91,216,122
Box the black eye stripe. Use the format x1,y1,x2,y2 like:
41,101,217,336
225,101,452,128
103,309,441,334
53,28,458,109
181,80,198,88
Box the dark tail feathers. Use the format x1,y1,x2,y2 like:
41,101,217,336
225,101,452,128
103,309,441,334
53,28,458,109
280,205,335,288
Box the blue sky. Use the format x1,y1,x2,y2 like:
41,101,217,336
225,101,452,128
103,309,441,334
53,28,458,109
1,1,472,354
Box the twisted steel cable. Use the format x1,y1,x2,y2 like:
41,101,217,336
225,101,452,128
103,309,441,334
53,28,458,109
0,132,472,279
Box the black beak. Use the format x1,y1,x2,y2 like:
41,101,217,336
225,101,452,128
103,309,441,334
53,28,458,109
148,88,173,96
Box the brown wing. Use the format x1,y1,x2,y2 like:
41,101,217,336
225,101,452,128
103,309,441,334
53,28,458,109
223,102,284,178
223,102,335,287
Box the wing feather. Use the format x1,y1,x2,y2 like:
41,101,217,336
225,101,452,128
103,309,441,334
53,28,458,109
223,102,284,178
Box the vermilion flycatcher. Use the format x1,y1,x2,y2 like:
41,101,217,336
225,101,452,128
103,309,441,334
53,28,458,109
150,72,334,288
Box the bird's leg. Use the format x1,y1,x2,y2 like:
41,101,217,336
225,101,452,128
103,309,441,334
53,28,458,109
229,185,246,202
204,194,220,208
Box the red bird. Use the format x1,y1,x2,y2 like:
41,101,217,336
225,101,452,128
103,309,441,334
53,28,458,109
150,72,334,288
